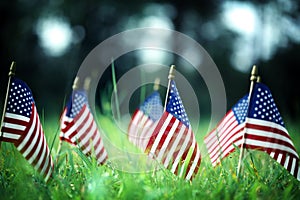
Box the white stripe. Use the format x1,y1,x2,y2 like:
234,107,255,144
40,147,50,175
204,112,235,146
70,111,93,143
179,139,196,178
171,128,192,173
149,114,173,157
210,128,244,163
28,126,43,164
244,139,298,159
163,125,186,167
94,133,103,155
186,144,201,180
208,122,242,157
128,111,143,143
284,155,290,169
297,167,300,181
97,149,107,164
35,135,47,170
132,115,151,145
23,117,40,158
270,152,275,158
247,118,288,134
3,122,26,131
5,112,30,122
17,108,37,151
2,132,21,140
140,121,157,151
277,153,283,163
156,119,180,162
80,122,98,154
291,157,296,175
245,127,295,147
63,108,89,138
205,112,235,143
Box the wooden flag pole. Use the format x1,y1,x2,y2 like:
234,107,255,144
56,77,79,163
0,61,16,147
237,65,258,179
163,65,176,111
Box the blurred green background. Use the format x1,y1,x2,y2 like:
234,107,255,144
0,0,299,126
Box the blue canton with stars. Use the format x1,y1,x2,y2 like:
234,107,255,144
66,90,88,118
232,94,249,124
166,80,190,127
139,91,163,121
248,82,285,127
6,78,34,117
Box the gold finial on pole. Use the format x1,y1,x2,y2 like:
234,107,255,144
237,65,259,179
164,65,176,111
72,77,79,90
250,65,258,82
153,78,160,91
168,65,176,80
8,61,16,77
84,77,91,91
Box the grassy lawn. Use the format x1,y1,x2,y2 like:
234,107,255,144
1,115,300,200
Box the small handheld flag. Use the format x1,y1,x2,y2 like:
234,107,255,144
0,71,53,181
128,91,163,150
60,88,108,165
144,66,201,180
243,82,300,181
204,95,248,166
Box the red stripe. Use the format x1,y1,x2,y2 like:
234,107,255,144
4,117,28,126
244,131,297,153
96,146,107,164
209,125,242,160
174,133,193,175
1,126,23,137
204,111,234,144
67,106,89,140
153,117,177,157
161,123,183,164
77,114,94,149
128,109,139,134
24,120,43,160
245,123,293,141
184,142,198,178
16,104,37,150
145,112,168,153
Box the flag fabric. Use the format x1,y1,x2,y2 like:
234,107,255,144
145,80,201,180
204,95,249,166
243,82,300,181
0,77,53,181
60,90,108,165
128,91,163,150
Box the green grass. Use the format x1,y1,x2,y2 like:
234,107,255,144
1,115,300,200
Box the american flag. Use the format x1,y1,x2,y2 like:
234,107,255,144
145,80,201,180
244,82,300,181
204,95,248,166
60,90,108,165
128,91,163,150
0,78,53,181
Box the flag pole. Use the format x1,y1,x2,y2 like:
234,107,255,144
111,58,121,122
163,65,176,111
56,77,79,163
153,78,160,91
237,65,258,178
0,61,16,147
